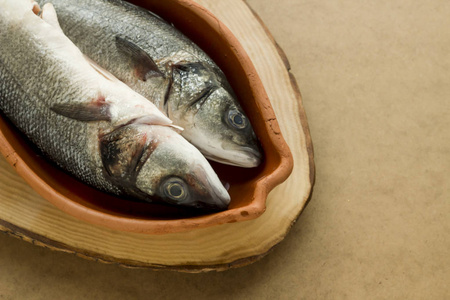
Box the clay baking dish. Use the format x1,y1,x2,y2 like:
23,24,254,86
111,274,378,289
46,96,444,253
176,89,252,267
0,0,293,234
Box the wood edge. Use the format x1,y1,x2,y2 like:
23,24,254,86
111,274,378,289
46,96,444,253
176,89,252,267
288,72,316,185
242,0,316,241
0,219,272,272
244,1,291,71
243,0,315,188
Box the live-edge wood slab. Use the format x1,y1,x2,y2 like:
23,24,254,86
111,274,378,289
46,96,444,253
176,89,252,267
0,0,314,272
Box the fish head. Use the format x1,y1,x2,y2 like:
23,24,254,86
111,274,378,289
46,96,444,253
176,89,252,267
172,62,262,168
133,125,231,211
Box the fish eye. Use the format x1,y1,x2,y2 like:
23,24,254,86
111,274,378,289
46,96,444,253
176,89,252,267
163,178,188,201
228,110,247,130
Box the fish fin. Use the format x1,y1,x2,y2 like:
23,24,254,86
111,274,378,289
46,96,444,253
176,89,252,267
162,75,173,110
40,3,63,32
83,55,121,83
115,36,164,81
132,115,173,127
170,124,184,134
51,99,111,122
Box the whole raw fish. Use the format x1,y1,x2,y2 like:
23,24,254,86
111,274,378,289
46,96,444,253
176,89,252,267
0,0,230,211
38,0,262,168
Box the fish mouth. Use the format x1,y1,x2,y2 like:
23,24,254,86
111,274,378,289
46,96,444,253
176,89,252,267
211,183,231,209
186,187,229,211
205,146,263,168
194,197,229,212
199,169,231,211
186,164,231,211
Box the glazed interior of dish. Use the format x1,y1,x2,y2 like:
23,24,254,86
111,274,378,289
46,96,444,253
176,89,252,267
0,0,292,231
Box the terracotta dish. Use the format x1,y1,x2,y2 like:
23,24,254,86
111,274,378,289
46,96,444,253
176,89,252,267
0,0,293,234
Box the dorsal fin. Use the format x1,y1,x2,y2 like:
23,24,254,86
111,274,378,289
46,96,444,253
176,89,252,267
115,36,164,81
84,54,121,82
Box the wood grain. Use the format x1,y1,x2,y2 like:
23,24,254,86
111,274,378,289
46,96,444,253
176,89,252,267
0,0,314,271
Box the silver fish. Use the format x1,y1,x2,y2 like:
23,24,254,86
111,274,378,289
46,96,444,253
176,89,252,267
37,0,263,168
0,0,230,211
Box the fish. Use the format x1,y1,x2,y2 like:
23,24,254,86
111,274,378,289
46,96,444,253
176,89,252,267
37,0,263,168
0,0,230,211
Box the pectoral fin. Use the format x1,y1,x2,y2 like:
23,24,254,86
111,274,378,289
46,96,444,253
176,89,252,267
132,115,173,127
51,99,111,122
115,36,164,81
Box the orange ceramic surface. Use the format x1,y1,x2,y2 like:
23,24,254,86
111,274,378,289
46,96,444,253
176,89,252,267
0,0,293,234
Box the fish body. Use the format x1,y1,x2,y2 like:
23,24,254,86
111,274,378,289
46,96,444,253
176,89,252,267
0,0,230,210
37,0,262,168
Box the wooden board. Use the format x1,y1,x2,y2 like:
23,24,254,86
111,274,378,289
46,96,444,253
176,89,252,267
0,0,314,272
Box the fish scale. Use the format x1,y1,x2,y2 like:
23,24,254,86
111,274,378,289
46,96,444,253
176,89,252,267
0,40,115,193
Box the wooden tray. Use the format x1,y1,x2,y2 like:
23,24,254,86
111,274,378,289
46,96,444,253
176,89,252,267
0,0,314,272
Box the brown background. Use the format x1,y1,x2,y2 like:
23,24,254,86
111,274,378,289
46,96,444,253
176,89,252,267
1,0,449,298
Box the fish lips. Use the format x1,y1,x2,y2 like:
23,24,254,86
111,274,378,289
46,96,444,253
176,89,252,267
191,168,231,211
206,144,263,168
170,187,230,212
192,195,230,212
